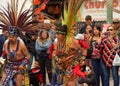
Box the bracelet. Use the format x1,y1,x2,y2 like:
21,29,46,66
21,58,29,66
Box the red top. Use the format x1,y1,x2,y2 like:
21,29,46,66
100,37,118,68
31,68,43,84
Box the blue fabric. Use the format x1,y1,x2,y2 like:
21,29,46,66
51,69,63,86
112,66,119,86
0,35,7,56
51,73,57,86
35,39,52,54
91,59,104,86
48,29,56,42
101,60,119,86
3,61,23,86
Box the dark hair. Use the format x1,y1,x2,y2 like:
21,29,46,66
85,15,92,21
94,25,101,31
56,25,67,35
93,25,101,37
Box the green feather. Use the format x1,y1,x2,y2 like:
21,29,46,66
62,0,85,51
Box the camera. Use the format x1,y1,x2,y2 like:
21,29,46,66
89,30,93,34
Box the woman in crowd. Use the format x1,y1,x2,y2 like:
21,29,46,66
84,25,93,69
91,25,104,86
100,24,119,86
35,29,52,85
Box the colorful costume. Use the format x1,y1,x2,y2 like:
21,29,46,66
2,28,29,86
50,0,86,85
51,27,88,85
0,0,37,85
3,60,24,86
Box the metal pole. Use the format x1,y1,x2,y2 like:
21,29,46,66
106,0,113,24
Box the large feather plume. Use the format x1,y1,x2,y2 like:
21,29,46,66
62,0,84,51
0,0,37,33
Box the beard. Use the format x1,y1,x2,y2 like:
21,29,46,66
9,39,17,44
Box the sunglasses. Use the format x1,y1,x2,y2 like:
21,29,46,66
113,22,119,24
107,29,114,31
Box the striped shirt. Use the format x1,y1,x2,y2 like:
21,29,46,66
92,40,101,59
100,36,118,68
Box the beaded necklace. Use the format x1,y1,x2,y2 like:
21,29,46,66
7,40,20,61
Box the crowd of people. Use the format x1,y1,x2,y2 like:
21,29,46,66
0,14,119,86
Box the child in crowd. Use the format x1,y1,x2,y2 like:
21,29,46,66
29,61,43,86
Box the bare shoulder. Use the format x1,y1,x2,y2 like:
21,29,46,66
19,41,26,49
4,39,9,44
3,39,9,48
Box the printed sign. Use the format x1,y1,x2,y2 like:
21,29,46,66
77,0,120,21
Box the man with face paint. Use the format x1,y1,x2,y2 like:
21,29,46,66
0,26,30,86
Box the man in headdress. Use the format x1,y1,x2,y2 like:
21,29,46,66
51,25,68,86
51,25,89,86
0,26,30,86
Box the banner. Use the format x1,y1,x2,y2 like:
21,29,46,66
77,0,120,21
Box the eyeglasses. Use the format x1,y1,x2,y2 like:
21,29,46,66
113,22,119,24
107,29,114,31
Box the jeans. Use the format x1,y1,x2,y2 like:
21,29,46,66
101,60,119,86
91,59,104,86
51,73,57,86
51,69,63,86
37,54,52,85
112,66,119,86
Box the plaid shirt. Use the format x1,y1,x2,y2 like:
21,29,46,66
100,36,118,68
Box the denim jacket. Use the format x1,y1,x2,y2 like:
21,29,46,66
35,39,52,54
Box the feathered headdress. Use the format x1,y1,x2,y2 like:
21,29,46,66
0,0,37,34
61,0,84,51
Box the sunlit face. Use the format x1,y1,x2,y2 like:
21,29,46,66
86,20,92,25
41,31,48,39
93,27,100,36
107,26,116,36
9,35,17,43
34,61,40,68
86,25,92,34
56,33,65,41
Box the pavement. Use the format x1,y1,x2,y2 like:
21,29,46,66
0,72,118,86
46,72,117,86
0,58,119,86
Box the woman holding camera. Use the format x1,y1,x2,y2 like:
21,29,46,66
35,30,52,85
